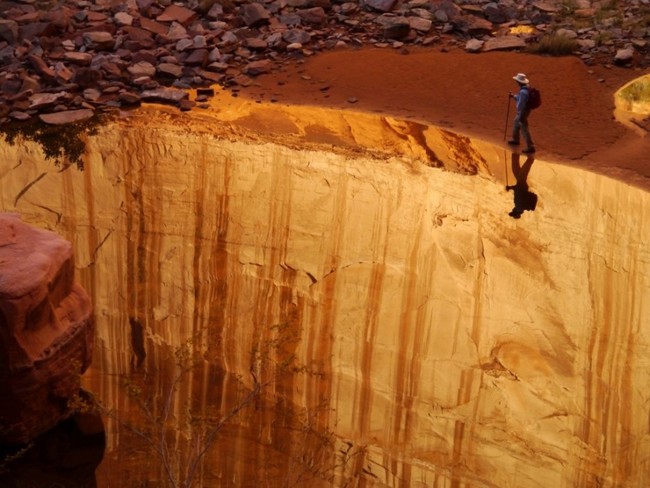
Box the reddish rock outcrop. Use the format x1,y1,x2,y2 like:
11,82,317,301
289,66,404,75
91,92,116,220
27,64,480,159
0,213,94,445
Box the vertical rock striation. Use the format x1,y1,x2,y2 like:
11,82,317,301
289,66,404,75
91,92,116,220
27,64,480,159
0,103,649,486
0,213,94,445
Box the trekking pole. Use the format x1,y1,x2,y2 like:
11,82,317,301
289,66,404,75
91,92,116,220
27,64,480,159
503,93,511,141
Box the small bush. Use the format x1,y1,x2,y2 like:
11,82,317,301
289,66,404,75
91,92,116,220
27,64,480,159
528,34,579,56
619,78,650,104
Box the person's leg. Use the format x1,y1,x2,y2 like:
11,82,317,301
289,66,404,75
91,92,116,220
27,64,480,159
510,114,521,143
520,113,534,149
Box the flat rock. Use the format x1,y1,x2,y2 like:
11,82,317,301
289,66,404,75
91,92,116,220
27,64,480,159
156,5,197,25
465,38,484,53
483,36,526,52
83,31,115,50
39,108,95,125
63,51,93,65
240,3,271,27
140,87,189,104
365,0,396,13
243,59,273,76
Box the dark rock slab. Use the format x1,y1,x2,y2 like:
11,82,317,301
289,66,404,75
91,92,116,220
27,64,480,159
39,108,95,124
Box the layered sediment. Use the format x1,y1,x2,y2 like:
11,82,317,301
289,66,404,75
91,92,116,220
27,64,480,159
0,98,649,486
0,213,94,445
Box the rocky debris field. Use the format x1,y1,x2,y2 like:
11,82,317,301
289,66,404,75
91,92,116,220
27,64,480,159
0,0,648,126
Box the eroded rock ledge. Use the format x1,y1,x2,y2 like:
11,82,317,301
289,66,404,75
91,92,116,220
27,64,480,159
0,213,94,445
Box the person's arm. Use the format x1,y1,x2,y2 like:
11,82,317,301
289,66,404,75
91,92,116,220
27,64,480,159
516,89,529,112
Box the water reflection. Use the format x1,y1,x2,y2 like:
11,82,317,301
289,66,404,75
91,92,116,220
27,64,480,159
1,101,649,487
506,152,537,218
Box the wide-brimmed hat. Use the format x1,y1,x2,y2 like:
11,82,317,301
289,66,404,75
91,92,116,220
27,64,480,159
513,73,530,84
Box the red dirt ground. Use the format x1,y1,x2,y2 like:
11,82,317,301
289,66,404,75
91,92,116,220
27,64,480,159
239,48,650,190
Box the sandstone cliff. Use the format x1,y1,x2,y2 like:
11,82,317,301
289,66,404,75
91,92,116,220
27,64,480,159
0,99,648,486
0,213,94,445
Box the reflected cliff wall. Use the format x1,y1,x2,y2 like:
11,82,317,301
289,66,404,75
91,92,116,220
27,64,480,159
1,101,649,487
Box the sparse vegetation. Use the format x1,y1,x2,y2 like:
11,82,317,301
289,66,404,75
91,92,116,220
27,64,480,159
528,34,579,56
0,115,105,169
73,325,364,488
619,78,650,104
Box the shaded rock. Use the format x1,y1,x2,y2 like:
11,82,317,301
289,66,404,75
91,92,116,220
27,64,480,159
127,61,156,78
376,15,410,40
9,111,31,121
54,63,75,83
556,28,578,39
483,3,507,24
365,0,396,13
240,3,271,27
457,15,493,35
140,87,188,104
136,0,153,16
207,3,224,20
243,59,273,76
114,12,134,27
83,31,115,51
29,92,67,109
63,52,93,65
297,7,327,26
156,5,197,25
282,28,312,45
614,47,634,64
158,62,184,77
409,17,432,33
176,38,194,51
72,67,103,88
245,37,268,51
119,91,141,105
0,19,19,45
39,108,95,124
27,54,56,81
167,21,188,40
139,17,168,36
465,38,484,53
184,49,208,67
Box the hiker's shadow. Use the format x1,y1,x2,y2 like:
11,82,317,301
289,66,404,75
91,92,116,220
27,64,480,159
506,153,537,219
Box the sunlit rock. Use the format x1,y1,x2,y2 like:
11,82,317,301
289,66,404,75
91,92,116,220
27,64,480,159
0,214,94,445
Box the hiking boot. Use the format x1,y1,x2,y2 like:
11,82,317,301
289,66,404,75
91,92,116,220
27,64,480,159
522,147,536,154
507,140,520,146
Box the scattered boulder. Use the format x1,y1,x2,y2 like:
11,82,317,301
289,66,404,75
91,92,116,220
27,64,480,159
465,38,484,53
0,0,646,126
83,31,115,51
156,5,198,25
615,47,634,65
240,3,271,27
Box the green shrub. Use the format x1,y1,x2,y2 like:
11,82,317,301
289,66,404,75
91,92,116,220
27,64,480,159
619,78,650,104
528,34,579,56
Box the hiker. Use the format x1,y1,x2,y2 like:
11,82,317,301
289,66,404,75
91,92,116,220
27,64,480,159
508,73,536,154
506,152,537,219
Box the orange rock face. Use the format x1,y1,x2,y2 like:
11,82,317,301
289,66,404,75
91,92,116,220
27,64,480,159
0,213,94,445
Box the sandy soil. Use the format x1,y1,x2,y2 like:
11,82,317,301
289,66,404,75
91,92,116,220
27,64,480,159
238,48,650,189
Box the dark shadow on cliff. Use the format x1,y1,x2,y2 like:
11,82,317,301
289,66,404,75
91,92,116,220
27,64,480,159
506,153,537,219
0,396,105,488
